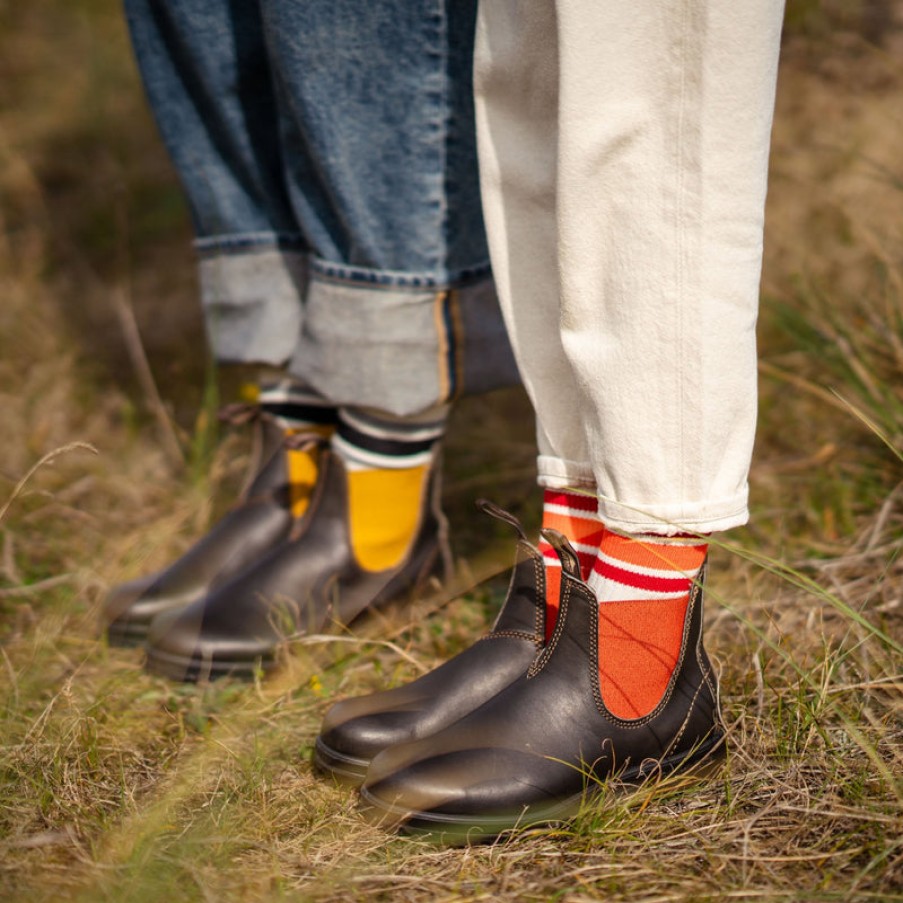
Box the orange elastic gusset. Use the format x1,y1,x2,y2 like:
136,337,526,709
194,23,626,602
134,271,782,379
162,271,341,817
543,565,562,641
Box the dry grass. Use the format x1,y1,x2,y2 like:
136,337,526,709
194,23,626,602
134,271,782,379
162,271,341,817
1,2,901,901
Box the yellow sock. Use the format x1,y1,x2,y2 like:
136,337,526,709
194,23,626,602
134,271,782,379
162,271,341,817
346,465,429,571
333,404,446,571
253,378,338,519
285,424,334,519
286,444,320,519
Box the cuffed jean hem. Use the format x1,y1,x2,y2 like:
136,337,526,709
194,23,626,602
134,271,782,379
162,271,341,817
308,257,492,290
197,237,308,366
194,239,520,413
290,272,520,418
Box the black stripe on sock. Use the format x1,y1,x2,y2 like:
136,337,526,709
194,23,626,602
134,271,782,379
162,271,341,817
260,401,337,425
337,420,436,458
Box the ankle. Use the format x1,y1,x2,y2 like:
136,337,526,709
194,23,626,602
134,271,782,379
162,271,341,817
334,405,447,572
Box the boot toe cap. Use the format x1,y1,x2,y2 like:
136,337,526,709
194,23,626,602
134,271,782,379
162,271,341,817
320,706,425,762
145,598,281,680
361,745,577,838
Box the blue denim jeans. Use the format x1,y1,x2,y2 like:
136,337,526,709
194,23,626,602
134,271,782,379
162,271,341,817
125,0,518,415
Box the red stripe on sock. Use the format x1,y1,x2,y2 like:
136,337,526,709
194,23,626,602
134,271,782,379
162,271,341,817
544,490,598,512
593,559,691,594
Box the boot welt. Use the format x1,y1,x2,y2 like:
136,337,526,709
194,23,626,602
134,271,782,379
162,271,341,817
313,737,371,784
359,731,726,845
144,544,442,683
107,617,154,648
143,643,279,682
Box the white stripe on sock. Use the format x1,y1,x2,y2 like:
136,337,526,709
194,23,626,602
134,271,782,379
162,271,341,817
332,433,434,471
339,409,446,443
593,549,703,582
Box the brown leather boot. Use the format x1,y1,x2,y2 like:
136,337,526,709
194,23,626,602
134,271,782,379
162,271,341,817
103,410,317,646
144,448,451,681
314,503,546,785
359,528,725,844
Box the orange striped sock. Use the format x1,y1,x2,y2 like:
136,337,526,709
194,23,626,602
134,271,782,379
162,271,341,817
588,529,708,720
538,489,603,639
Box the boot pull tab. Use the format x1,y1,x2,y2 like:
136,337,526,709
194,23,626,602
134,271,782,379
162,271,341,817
283,432,328,452
218,401,261,426
475,499,529,542
540,527,582,580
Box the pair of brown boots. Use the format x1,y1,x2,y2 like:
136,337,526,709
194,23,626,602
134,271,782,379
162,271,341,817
103,410,448,681
105,415,723,843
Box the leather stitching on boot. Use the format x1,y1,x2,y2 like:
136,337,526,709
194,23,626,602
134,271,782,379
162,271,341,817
529,578,572,678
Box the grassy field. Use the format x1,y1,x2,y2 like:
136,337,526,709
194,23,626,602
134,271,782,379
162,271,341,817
1,2,901,900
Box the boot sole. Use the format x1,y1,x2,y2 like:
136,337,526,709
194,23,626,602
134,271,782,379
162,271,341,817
106,619,151,649
359,730,726,845
312,737,371,785
144,537,445,683
144,643,278,682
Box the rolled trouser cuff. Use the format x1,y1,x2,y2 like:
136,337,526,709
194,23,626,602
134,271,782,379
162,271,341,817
596,490,750,536
536,455,596,491
537,454,749,535
196,236,308,366
289,270,520,417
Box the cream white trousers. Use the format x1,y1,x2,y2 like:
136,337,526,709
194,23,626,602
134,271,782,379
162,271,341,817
475,1,784,535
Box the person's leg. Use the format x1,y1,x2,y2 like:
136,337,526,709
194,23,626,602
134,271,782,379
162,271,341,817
479,0,783,702
123,0,308,365
540,0,782,723
123,0,520,676
125,0,517,413
104,0,328,642
358,0,785,839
